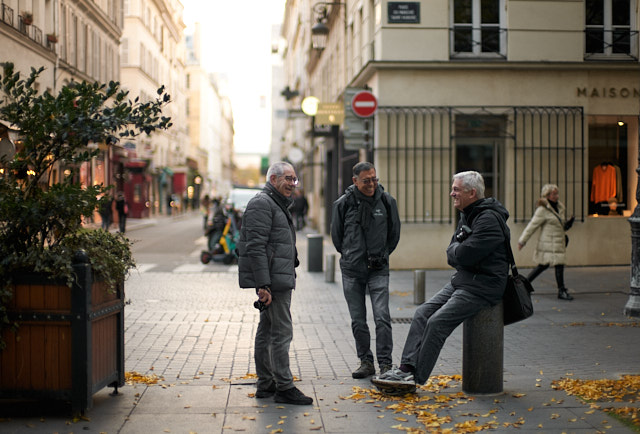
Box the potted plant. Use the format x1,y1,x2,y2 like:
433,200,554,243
0,63,172,413
46,33,58,43
22,11,33,25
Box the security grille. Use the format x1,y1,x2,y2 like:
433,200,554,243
374,106,584,223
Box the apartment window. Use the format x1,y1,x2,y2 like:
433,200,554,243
586,0,638,59
451,0,505,58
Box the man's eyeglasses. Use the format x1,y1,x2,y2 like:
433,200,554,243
283,175,299,185
360,177,379,185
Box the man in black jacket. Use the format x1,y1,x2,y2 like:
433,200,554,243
237,162,313,405
331,162,401,379
372,171,509,391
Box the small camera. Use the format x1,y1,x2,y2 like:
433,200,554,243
367,255,387,270
254,300,268,312
456,225,473,242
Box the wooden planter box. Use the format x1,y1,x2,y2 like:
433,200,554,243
0,256,125,414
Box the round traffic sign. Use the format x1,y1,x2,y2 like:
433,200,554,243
351,90,378,118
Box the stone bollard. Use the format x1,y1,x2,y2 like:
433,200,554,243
413,270,426,305
307,234,323,272
325,254,336,283
462,301,504,394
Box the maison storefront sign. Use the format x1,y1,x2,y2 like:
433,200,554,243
576,87,640,98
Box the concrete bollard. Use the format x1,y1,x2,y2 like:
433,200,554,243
413,270,426,305
462,301,504,394
325,254,336,283
307,234,323,272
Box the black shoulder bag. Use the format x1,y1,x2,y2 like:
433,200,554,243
493,212,535,325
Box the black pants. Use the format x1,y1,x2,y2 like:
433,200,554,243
527,264,565,289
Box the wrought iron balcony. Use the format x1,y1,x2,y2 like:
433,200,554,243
1,3,54,51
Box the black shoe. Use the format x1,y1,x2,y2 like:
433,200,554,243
274,387,313,405
558,288,574,300
352,360,375,379
255,383,276,398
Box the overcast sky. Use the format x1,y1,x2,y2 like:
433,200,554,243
181,0,286,155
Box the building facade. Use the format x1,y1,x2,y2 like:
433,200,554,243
0,0,123,196
185,23,235,201
120,0,190,217
280,0,639,268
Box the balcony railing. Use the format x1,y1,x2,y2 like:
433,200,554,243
585,28,639,60
1,3,54,51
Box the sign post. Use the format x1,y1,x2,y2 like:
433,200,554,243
343,88,377,151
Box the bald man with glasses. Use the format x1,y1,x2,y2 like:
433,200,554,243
331,162,401,379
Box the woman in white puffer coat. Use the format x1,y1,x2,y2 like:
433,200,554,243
518,184,575,300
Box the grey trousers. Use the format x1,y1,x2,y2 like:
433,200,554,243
342,273,393,366
254,289,294,392
400,283,490,384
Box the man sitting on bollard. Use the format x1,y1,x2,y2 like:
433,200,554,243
372,171,509,394
331,162,401,379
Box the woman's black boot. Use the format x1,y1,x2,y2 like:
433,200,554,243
558,288,574,300
555,265,573,300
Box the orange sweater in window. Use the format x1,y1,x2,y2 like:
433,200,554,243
591,164,617,203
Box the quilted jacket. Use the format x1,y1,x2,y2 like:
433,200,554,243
237,183,297,292
518,198,567,266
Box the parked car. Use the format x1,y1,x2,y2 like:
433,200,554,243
227,187,262,215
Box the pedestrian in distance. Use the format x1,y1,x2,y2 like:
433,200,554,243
330,162,401,379
292,189,309,231
372,171,510,394
237,161,314,406
518,184,575,300
201,194,211,230
115,192,128,233
98,193,113,230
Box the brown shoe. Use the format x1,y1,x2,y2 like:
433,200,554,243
352,360,375,379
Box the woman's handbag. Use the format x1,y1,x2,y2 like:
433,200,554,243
492,212,535,325
503,264,535,325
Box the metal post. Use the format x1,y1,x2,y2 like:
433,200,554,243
325,254,335,282
462,302,504,394
624,129,640,317
307,234,323,272
413,270,425,305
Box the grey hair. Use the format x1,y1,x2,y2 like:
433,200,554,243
266,161,294,183
453,171,485,199
540,184,558,198
353,162,375,177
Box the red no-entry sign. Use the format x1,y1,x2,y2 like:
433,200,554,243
351,90,378,118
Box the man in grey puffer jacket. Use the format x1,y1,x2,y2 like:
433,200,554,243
331,162,401,379
237,162,313,405
372,171,510,392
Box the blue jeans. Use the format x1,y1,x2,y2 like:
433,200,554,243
254,289,294,392
342,274,392,366
400,283,491,384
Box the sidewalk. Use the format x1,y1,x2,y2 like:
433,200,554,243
0,225,637,433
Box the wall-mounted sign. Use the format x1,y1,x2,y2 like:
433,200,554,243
316,102,345,125
388,2,420,24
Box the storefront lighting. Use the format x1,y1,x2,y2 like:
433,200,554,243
618,121,625,126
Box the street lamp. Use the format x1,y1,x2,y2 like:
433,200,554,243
311,2,345,51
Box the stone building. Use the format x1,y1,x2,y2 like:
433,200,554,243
279,0,638,268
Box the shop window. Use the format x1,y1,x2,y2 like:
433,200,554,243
451,0,506,58
588,120,630,216
585,0,638,59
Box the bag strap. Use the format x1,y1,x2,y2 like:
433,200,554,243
489,210,519,278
